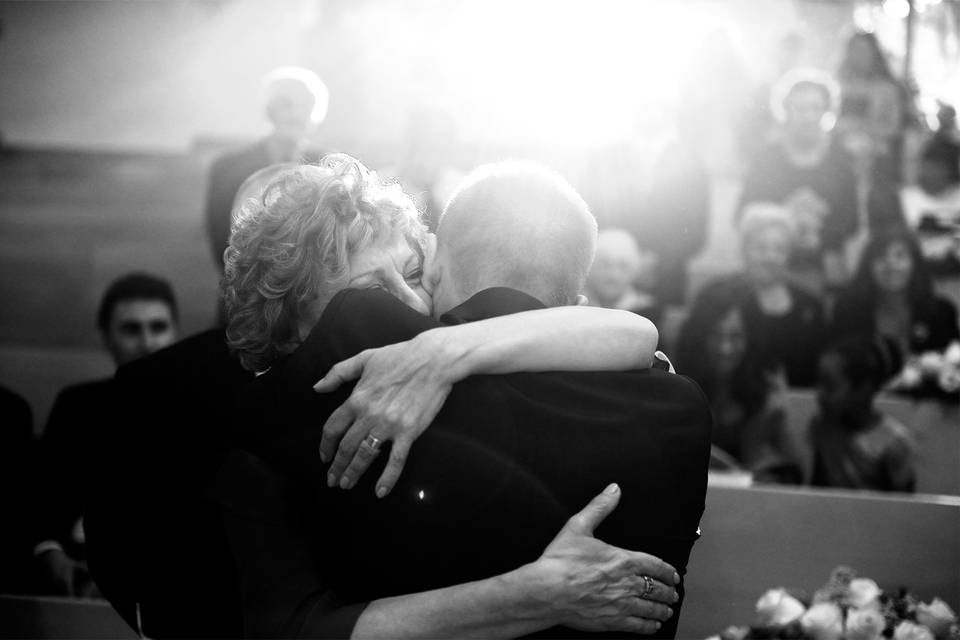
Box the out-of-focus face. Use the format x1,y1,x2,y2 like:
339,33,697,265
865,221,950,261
347,231,432,316
871,240,913,294
587,241,639,307
706,308,748,376
816,351,852,419
103,299,177,367
784,85,830,143
742,226,791,287
267,86,317,143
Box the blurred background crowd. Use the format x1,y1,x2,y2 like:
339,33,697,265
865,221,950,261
0,0,958,604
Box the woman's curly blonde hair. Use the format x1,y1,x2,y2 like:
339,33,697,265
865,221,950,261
222,153,427,372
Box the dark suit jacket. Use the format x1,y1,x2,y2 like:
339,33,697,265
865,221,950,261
85,329,253,638
35,379,116,559
1,386,37,593
218,288,712,638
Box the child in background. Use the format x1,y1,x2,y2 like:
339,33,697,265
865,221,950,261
811,336,916,492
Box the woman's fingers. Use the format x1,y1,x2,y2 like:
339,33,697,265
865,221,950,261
313,350,371,392
326,417,371,487
336,426,386,490
629,551,681,592
318,403,354,463
373,438,411,498
629,573,678,607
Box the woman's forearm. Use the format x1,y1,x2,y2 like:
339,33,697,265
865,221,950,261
351,563,552,639
417,306,658,383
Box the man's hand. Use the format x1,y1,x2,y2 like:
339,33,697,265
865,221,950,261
527,484,681,634
314,332,463,497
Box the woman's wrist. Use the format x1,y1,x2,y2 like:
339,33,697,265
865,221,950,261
414,326,476,384
493,561,561,631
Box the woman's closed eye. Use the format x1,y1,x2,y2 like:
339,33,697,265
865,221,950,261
404,268,423,284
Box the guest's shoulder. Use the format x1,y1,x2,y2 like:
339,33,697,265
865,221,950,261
308,288,437,349
55,378,115,404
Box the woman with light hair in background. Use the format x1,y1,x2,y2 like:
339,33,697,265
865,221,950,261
585,228,661,326
736,202,827,387
217,153,679,637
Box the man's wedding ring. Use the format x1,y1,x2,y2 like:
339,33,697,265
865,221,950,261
640,575,654,599
362,434,383,451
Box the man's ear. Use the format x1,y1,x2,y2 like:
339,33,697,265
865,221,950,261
575,294,589,306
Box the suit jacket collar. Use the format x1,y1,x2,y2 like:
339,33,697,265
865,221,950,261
439,288,546,325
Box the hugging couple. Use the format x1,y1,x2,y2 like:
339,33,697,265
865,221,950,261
88,154,712,639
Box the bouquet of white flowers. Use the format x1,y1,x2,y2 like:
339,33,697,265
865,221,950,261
711,566,958,640
888,341,960,396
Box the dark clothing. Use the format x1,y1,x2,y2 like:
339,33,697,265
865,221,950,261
739,282,827,387
205,140,322,273
217,288,713,638
831,293,960,355
36,379,116,559
85,329,253,638
739,141,859,269
0,386,36,593
810,414,916,492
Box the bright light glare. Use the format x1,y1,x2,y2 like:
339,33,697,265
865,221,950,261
883,0,911,20
426,0,724,147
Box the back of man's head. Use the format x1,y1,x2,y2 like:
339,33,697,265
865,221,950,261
435,161,596,312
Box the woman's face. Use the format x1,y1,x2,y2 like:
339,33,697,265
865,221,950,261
706,308,747,376
784,86,829,141
743,226,790,286
347,231,433,315
871,240,913,294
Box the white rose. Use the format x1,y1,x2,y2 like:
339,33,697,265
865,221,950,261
938,367,960,393
894,620,936,640
846,608,886,640
848,578,882,609
943,341,960,366
899,363,924,389
756,588,806,626
919,351,945,375
800,602,844,640
916,598,958,639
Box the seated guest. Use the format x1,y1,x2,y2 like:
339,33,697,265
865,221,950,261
811,336,916,492
739,69,859,293
205,67,328,275
34,273,178,596
902,105,960,275
677,279,799,483
585,227,661,325
215,157,709,637
831,228,959,359
735,202,826,386
0,386,37,594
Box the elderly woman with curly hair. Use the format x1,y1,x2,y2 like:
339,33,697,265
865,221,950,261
216,154,678,638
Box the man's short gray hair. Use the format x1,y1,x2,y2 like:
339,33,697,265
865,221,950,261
437,161,597,306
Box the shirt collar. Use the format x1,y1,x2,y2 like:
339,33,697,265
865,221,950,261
439,288,546,325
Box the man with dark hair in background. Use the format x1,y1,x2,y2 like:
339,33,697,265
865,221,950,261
33,272,178,595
